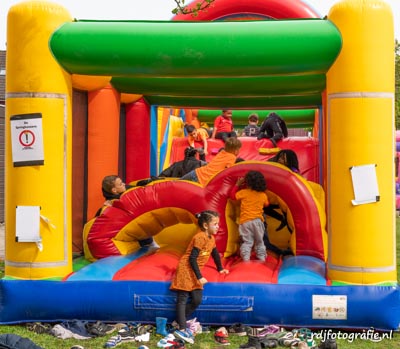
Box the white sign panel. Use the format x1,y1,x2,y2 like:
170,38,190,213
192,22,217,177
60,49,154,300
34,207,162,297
15,206,41,242
10,113,44,167
312,295,347,320
350,164,379,205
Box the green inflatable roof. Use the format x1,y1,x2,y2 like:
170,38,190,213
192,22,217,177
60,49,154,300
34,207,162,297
50,19,342,109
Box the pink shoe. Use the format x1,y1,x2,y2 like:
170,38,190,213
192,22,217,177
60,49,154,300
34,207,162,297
256,324,281,337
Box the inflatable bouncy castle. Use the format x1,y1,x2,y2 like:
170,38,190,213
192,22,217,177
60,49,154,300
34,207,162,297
2,0,399,330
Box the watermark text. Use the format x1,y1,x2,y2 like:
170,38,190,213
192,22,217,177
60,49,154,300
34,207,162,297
312,329,393,343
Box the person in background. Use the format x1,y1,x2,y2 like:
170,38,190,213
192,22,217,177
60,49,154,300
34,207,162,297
181,137,242,186
268,149,299,173
230,171,269,262
159,147,206,178
100,175,128,208
184,124,209,161
257,112,288,147
97,175,160,251
265,149,300,256
242,113,260,137
211,109,237,142
170,210,229,344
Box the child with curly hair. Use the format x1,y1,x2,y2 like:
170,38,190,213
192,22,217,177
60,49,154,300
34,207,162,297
170,210,229,344
231,171,269,262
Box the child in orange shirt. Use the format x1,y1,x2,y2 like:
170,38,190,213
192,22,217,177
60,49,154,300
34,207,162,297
231,171,269,262
170,210,229,344
185,124,209,162
181,137,242,186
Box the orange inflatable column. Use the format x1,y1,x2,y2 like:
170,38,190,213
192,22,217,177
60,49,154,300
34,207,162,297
184,108,193,125
87,85,120,219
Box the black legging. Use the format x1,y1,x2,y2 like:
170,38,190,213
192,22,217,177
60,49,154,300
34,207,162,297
176,289,203,330
215,131,237,142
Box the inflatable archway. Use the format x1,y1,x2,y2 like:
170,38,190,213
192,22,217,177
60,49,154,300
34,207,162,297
3,0,399,329
84,162,326,261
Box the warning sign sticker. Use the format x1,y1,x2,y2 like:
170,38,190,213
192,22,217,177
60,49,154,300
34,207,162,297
10,113,44,167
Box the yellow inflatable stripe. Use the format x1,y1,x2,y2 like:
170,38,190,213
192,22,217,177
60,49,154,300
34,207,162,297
82,218,97,262
114,208,197,255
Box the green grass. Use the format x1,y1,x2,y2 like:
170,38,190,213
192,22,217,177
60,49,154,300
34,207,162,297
0,325,398,349
0,219,399,348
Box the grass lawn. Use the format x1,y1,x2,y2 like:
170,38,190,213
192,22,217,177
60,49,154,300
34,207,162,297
0,219,399,348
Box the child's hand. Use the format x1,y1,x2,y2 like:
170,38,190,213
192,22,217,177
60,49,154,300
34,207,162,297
236,177,244,187
103,200,112,207
199,277,208,285
219,269,229,275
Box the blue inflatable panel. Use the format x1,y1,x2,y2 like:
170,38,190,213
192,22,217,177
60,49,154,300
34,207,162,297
278,256,327,285
0,279,399,330
67,250,148,281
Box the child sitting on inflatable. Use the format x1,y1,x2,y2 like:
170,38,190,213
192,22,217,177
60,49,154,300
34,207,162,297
159,147,206,178
242,113,260,137
211,109,237,142
180,137,242,186
97,175,160,251
185,124,209,161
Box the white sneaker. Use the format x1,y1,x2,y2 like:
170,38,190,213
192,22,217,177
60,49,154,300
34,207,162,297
150,240,160,248
157,333,175,348
141,239,160,256
174,329,194,344
135,332,150,342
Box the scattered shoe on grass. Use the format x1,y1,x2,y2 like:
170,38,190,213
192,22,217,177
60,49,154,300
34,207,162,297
214,327,230,346
157,333,176,348
174,329,194,344
103,335,122,348
228,323,247,336
26,322,52,335
86,321,114,337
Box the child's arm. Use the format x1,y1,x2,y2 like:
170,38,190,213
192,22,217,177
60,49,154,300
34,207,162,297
211,248,229,274
201,134,208,155
187,136,195,148
264,193,270,208
211,116,220,139
189,247,208,284
230,178,244,200
230,186,239,201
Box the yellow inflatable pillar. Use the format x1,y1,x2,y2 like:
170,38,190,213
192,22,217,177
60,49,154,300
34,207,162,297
5,1,73,278
326,0,395,284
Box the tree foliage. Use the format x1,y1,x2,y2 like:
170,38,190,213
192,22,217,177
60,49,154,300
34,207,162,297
172,0,215,16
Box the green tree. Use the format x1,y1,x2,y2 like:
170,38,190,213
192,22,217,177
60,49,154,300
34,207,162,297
396,40,400,129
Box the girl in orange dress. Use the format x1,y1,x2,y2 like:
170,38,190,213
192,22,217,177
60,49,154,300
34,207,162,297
170,210,229,343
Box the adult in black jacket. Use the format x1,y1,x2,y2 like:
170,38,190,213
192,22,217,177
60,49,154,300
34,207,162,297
257,112,288,147
159,147,206,178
